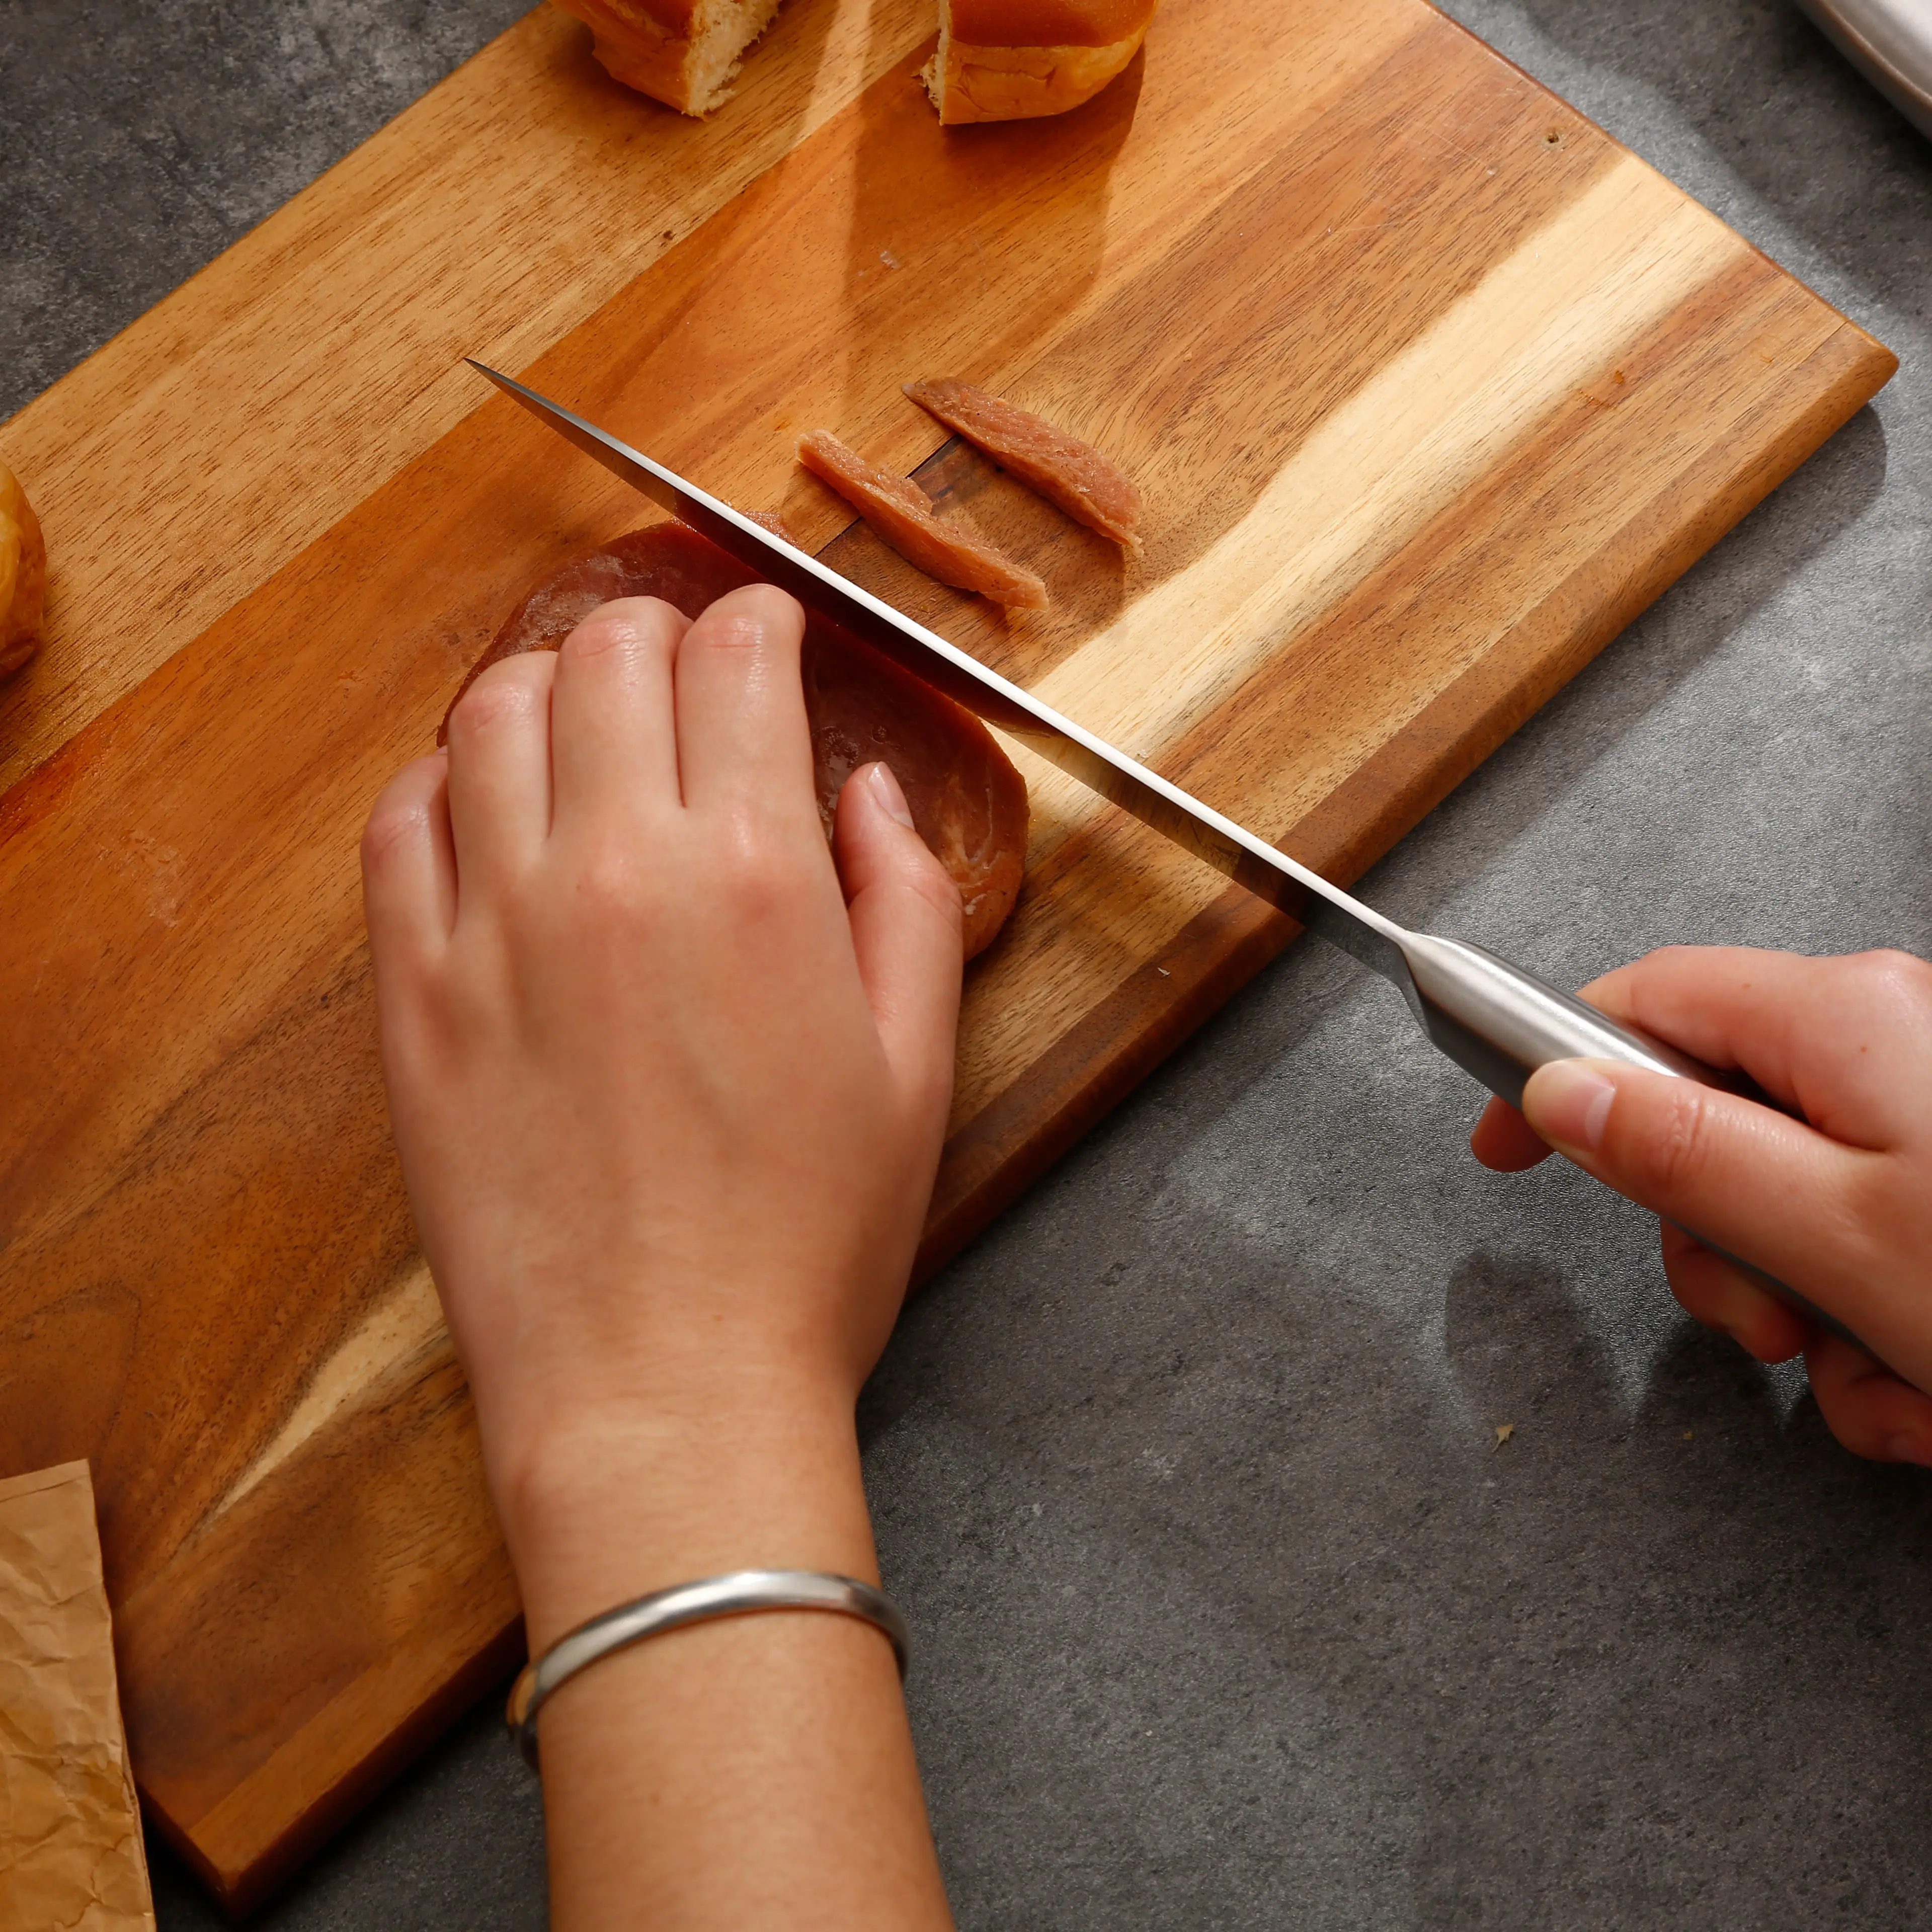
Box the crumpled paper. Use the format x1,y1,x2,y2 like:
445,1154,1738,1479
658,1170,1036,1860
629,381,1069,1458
0,1460,155,1931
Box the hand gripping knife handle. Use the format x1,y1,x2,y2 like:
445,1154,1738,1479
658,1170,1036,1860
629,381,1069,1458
1393,931,1859,1350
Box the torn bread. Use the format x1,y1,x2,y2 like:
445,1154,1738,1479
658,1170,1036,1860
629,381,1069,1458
552,0,788,116
921,0,1158,123
0,460,46,681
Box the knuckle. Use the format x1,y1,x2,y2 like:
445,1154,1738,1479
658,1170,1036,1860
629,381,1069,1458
713,822,809,919
573,840,655,921
725,582,802,628
1832,1156,1899,1275
1632,1082,1714,1198
1820,949,1932,1066
449,657,549,736
361,801,416,869
432,959,503,1045
564,598,676,662
481,868,540,937
697,585,802,652
910,863,964,933
1846,947,1932,1014
361,764,442,874
696,611,768,657
721,851,795,921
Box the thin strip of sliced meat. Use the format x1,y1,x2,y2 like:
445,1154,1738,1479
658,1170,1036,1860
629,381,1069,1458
441,522,1029,959
795,429,1049,610
904,377,1143,552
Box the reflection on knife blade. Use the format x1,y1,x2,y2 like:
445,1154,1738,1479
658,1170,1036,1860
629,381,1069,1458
464,360,1409,981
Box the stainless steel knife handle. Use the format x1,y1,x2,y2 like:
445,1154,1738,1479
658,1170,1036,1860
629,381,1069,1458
1396,934,1863,1351
1397,933,1702,1110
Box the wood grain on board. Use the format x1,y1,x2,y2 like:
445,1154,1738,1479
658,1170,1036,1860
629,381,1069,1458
0,0,940,799
0,0,1893,1911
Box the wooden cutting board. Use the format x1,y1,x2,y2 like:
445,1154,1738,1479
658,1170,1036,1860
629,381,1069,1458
0,0,1892,1909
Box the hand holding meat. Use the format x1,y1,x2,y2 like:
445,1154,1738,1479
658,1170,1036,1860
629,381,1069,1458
444,525,1028,956
364,585,965,1549
1472,946,1932,1464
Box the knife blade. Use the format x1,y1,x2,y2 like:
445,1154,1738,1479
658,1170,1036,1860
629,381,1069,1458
467,360,1862,1355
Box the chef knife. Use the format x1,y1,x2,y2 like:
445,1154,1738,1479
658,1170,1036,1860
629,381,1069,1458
468,360,1859,1354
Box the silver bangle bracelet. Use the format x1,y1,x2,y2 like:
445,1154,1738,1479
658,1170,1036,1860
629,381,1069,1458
506,1569,910,1768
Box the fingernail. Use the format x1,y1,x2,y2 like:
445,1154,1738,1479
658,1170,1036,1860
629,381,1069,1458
1885,1433,1932,1467
867,760,916,830
1525,1060,1617,1153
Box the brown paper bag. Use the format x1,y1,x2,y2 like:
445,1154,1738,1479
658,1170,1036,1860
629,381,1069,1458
0,1460,156,1931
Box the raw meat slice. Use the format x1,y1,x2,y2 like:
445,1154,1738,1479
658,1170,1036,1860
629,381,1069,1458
796,430,1049,610
905,377,1143,551
442,523,1029,958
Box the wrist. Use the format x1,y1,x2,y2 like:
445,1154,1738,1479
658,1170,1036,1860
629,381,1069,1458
493,1380,876,1652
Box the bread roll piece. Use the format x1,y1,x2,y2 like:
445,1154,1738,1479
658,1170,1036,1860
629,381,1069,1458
551,0,787,116
0,460,46,681
921,0,1157,124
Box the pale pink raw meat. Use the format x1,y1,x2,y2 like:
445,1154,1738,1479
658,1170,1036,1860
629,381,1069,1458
796,430,1049,610
905,376,1143,552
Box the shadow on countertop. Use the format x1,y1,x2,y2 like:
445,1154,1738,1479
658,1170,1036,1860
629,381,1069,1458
870,1171,1932,1929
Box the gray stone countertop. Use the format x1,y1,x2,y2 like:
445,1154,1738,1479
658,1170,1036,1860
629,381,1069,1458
5,2,1928,1925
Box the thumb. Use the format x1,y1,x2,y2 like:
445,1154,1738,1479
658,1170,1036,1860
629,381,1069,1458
833,762,963,1125
1520,1058,1872,1306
